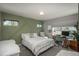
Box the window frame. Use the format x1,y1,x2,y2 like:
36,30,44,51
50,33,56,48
3,19,19,26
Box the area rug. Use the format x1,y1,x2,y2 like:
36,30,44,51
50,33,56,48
56,50,79,56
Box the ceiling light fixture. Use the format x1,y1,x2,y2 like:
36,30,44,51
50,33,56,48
40,11,44,15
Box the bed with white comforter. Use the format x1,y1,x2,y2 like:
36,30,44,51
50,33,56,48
21,33,55,55
0,40,20,56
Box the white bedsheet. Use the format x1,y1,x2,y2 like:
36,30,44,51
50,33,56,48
22,37,54,55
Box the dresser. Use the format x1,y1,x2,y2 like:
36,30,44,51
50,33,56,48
63,39,79,52
69,40,78,51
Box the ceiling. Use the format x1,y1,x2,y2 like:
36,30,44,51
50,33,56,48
0,3,78,20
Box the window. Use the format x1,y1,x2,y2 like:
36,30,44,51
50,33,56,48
37,24,42,28
48,25,52,30
3,20,19,26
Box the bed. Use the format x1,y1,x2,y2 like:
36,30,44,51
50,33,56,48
0,40,20,56
21,33,55,55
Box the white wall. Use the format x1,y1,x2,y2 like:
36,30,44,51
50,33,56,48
43,14,78,37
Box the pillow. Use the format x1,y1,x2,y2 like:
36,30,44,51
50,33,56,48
22,33,38,39
30,33,34,38
21,33,30,39
40,32,45,37
33,33,38,37
44,37,48,39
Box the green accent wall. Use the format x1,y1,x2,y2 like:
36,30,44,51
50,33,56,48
0,12,1,40
1,12,43,44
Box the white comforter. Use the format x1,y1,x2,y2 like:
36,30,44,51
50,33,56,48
22,37,54,55
0,40,20,56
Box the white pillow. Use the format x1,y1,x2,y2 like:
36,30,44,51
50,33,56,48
33,33,38,37
22,33,38,39
29,33,34,38
21,33,30,39
44,37,48,39
40,32,45,37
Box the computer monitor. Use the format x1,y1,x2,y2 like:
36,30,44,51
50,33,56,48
62,31,69,36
